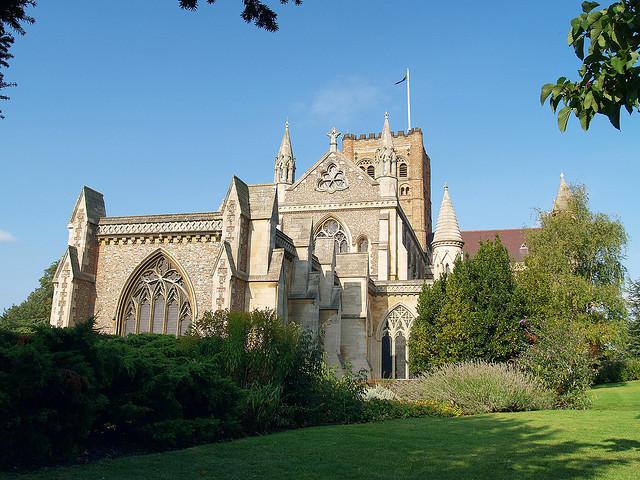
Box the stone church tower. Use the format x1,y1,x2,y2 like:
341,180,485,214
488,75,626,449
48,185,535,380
342,122,432,251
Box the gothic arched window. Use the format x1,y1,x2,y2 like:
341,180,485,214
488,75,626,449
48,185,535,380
380,305,414,379
315,218,349,253
118,252,194,337
399,162,408,178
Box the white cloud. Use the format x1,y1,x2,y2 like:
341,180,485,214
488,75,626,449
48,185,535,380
0,230,16,242
309,77,385,124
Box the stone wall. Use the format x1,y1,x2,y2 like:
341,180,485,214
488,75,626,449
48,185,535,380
94,239,221,333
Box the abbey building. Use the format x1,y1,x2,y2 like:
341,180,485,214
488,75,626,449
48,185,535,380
50,114,568,379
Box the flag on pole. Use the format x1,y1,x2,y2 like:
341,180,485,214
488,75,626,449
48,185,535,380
395,73,407,85
395,68,411,130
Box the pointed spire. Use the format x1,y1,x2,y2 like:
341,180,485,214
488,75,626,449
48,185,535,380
278,121,293,159
381,111,394,148
552,172,572,212
375,112,397,177
432,183,463,245
274,120,295,184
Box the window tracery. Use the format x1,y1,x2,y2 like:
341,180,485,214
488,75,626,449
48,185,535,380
316,163,347,193
315,218,349,253
380,305,414,379
119,253,193,337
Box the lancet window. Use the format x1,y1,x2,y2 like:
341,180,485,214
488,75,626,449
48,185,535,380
119,252,193,337
380,305,414,379
315,218,349,254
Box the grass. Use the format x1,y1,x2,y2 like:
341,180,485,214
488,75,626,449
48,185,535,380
4,381,640,480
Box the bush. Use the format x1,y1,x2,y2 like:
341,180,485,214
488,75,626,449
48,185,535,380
391,360,555,415
596,358,640,384
0,322,102,467
0,310,371,469
518,318,594,408
361,399,460,422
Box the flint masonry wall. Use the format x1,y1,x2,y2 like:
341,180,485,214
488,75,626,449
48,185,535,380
93,239,221,333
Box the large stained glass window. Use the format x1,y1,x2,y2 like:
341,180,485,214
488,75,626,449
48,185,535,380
119,252,193,337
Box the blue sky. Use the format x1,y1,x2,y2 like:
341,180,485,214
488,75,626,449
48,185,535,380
1,0,638,310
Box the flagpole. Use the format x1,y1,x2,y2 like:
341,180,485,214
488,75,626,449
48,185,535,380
406,67,411,131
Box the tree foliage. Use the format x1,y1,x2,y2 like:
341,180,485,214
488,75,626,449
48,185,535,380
179,0,302,32
0,0,35,119
0,261,58,334
409,239,525,373
542,1,640,131
518,186,628,357
627,278,640,357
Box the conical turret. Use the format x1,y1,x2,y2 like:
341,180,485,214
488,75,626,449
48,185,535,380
552,173,572,212
274,121,295,185
433,183,463,244
431,183,464,279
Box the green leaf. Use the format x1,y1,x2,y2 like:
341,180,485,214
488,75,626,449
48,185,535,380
573,36,585,60
581,1,599,13
606,104,621,130
558,106,572,132
610,56,626,74
578,109,593,130
540,84,555,105
584,90,594,110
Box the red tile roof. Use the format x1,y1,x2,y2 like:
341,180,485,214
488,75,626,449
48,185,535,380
460,228,538,262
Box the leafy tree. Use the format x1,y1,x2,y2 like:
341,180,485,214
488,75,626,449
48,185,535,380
0,261,58,333
518,186,628,359
0,1,302,118
0,0,35,119
179,0,302,32
541,1,640,131
409,275,447,373
409,239,525,372
627,278,640,357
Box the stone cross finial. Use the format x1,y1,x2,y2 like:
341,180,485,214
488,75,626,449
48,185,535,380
327,127,341,152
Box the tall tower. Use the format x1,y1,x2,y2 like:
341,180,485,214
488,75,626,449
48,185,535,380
274,121,295,203
342,118,431,251
431,183,463,280
375,113,398,197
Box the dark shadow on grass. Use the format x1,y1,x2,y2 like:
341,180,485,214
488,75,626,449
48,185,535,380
372,415,636,480
599,438,640,452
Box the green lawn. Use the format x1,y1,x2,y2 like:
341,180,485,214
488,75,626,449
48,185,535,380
4,381,640,480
